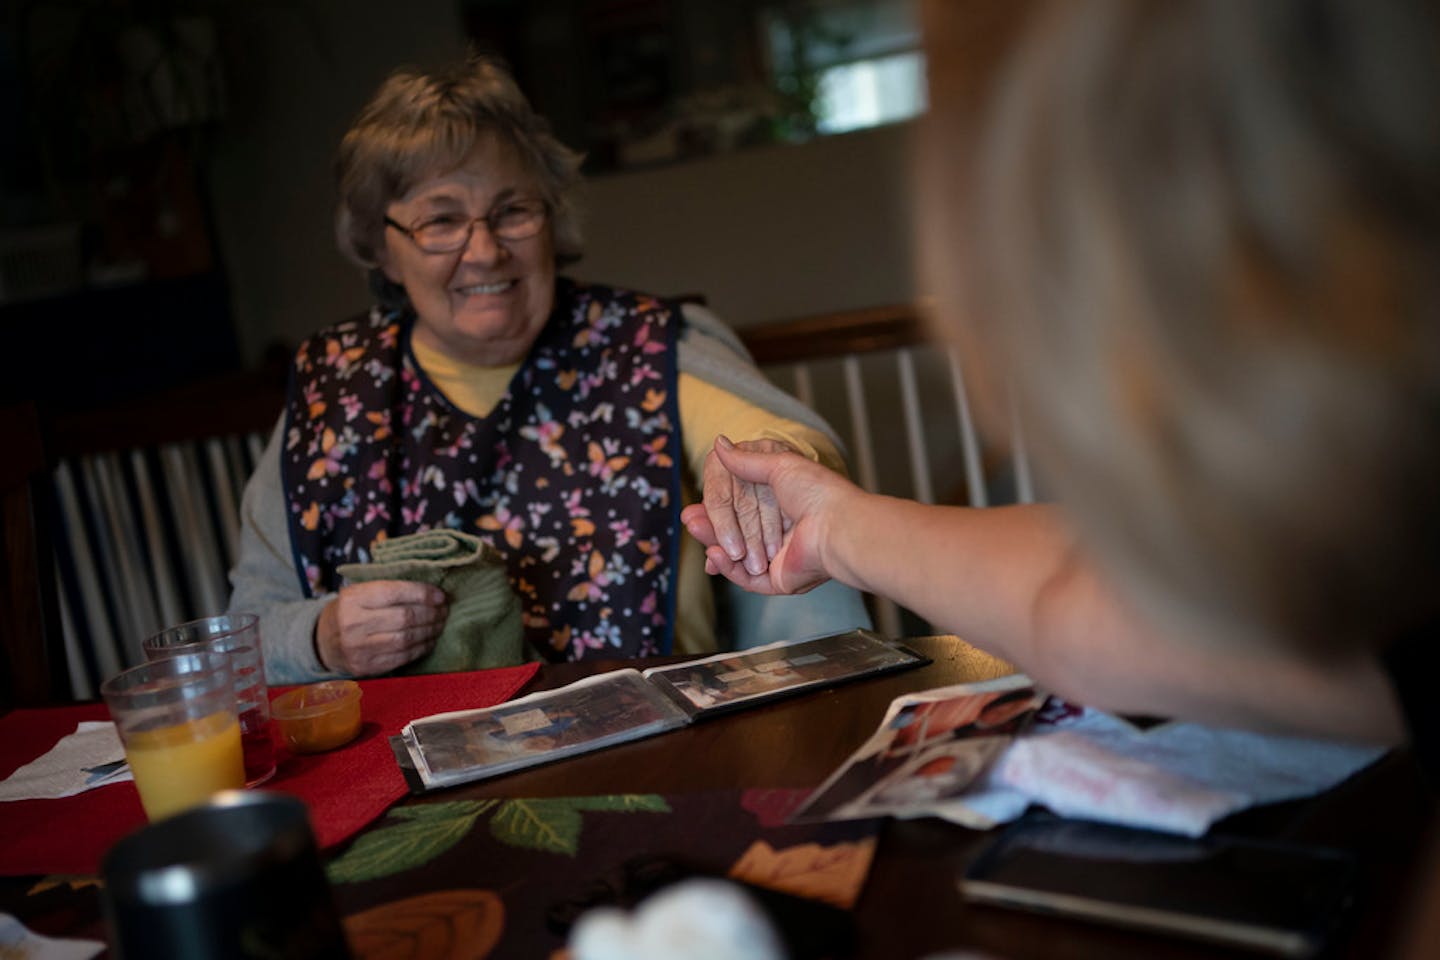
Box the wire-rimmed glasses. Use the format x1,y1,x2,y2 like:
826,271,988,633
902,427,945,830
384,198,548,253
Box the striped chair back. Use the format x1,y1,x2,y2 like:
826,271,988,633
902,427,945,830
48,431,270,698
36,367,287,701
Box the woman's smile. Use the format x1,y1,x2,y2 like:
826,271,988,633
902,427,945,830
455,279,518,297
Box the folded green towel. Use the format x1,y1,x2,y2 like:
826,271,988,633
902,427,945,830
336,529,526,674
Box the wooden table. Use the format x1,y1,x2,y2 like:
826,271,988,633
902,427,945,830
2,635,1434,958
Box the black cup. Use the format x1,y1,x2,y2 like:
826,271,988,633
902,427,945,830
100,791,351,959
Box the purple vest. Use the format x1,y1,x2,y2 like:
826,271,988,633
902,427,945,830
281,279,683,660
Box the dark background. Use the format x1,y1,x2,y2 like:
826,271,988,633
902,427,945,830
0,0,871,415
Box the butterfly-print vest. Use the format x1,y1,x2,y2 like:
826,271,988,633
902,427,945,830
281,279,683,661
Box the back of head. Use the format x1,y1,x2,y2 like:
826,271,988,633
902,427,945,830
939,0,1440,655
335,56,584,307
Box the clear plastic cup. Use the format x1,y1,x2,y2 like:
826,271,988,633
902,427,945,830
100,651,245,821
144,614,275,786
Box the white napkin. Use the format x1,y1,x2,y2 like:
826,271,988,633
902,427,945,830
935,705,1386,836
569,879,785,960
0,913,104,960
0,722,132,802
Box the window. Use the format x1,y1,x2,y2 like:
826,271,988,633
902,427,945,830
815,49,926,134
764,0,925,138
463,0,926,172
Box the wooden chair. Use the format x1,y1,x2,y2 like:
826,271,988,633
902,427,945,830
0,403,64,709
739,302,1036,637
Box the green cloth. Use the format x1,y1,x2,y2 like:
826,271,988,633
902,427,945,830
336,530,525,674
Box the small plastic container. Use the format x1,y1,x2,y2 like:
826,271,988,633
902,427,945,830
270,681,363,754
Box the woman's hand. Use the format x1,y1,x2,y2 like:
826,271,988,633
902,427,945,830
697,436,805,577
683,435,861,595
314,581,449,676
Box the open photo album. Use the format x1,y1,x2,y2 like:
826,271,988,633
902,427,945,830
398,629,929,790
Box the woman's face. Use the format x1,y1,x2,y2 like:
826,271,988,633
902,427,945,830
378,132,556,366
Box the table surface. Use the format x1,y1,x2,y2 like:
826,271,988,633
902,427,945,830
2,635,1434,959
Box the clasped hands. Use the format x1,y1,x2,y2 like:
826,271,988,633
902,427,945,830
680,434,856,596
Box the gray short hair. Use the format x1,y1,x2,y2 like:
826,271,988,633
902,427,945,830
335,56,584,304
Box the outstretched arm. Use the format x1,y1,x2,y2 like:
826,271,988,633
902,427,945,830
681,438,1404,743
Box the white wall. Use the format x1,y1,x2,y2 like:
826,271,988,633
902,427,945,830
203,0,920,362
573,122,920,328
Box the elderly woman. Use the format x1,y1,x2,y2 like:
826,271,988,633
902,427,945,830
687,0,1436,763
227,57,868,682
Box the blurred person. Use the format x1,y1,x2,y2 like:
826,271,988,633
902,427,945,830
685,0,1438,765
228,56,867,682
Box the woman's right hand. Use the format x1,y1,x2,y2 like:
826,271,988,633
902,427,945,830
314,581,449,676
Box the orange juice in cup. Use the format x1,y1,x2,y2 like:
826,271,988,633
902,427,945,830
102,652,246,821
123,711,245,820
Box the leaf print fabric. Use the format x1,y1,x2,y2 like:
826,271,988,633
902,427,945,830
282,280,683,661
327,795,672,883
325,789,880,960
343,889,504,960
328,801,499,884
727,837,878,909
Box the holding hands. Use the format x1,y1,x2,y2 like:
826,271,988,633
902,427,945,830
682,435,860,596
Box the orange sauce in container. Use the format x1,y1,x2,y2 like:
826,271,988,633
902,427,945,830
271,681,363,753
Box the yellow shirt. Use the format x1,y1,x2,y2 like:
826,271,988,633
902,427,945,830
411,338,844,654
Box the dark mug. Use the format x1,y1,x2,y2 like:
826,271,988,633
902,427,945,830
100,790,351,959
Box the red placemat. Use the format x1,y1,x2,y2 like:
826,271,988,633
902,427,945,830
0,663,538,877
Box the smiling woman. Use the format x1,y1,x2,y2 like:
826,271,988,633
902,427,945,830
376,135,557,366
224,56,871,684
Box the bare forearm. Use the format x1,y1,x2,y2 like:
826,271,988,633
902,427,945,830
695,446,1404,743
822,492,1404,743
1025,556,1404,741
824,495,1074,662
1082,640,1402,742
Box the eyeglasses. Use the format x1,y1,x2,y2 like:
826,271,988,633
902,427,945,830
383,198,548,254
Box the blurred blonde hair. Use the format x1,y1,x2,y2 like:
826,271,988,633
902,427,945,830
335,55,584,308
936,0,1440,654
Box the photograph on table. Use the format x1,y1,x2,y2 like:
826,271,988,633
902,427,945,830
881,684,1044,760
791,675,1047,823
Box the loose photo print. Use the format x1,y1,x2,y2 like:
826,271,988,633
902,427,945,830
643,629,927,716
791,674,1048,823
403,669,689,789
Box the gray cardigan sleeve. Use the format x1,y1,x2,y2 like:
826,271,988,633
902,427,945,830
225,417,344,684
676,302,846,456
